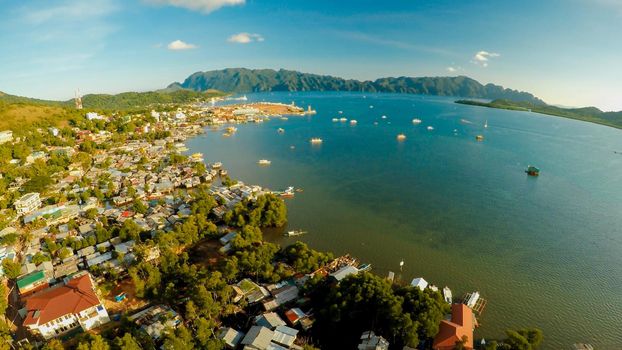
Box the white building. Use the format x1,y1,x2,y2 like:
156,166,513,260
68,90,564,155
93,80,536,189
0,130,13,144
410,277,428,291
86,112,105,121
22,273,110,339
14,192,41,215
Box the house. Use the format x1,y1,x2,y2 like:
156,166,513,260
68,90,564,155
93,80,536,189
410,277,428,291
129,305,182,340
358,331,390,350
330,265,359,282
284,308,306,326
14,193,41,216
271,325,298,348
219,327,245,349
255,312,286,330
241,326,274,350
17,270,49,296
22,273,110,339
432,304,475,350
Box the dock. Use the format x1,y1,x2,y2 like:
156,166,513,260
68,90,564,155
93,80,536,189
460,291,487,315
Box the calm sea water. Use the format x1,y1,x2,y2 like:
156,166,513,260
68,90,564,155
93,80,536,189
186,92,622,349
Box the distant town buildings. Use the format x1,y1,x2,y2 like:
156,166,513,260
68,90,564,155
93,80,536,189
14,192,42,216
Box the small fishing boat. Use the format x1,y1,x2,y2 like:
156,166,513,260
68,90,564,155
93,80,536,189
369,105,374,109
350,119,358,125
427,126,434,131
358,263,372,272
222,132,231,137
258,159,271,165
226,126,238,133
280,117,289,121
381,115,387,119
412,118,422,124
277,128,285,133
285,230,307,237
526,165,540,176
484,120,488,128
340,117,348,122
310,137,323,144
338,110,343,114
442,286,453,304
332,118,339,122
397,134,407,141
219,169,228,176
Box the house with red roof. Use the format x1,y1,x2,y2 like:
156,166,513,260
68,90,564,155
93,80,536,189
22,273,110,339
433,304,475,350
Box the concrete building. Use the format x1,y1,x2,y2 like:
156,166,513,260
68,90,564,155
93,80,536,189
22,273,110,339
0,130,13,144
14,192,41,216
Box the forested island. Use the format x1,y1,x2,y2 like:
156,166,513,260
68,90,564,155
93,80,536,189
456,99,622,130
168,68,543,104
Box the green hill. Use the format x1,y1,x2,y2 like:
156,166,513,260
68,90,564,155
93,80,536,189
169,68,544,104
456,99,622,129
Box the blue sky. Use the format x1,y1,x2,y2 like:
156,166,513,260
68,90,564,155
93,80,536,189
0,0,621,110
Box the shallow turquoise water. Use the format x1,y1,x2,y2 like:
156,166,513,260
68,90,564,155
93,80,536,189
186,92,622,349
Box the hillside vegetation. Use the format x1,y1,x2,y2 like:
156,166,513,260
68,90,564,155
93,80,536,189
169,68,544,104
0,89,226,132
456,99,622,129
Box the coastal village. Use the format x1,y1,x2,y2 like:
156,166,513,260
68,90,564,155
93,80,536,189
0,99,539,350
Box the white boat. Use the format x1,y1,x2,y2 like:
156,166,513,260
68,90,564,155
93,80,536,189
381,115,387,119
277,128,285,133
338,110,343,114
212,162,222,169
427,126,434,131
285,230,307,237
484,120,488,128
339,117,348,122
412,118,422,124
332,118,339,122
466,291,480,308
397,134,406,141
350,120,358,125
258,159,271,165
369,105,374,109
442,286,453,304
310,138,323,144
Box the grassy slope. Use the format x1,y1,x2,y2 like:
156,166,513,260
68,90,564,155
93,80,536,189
456,99,622,130
0,89,226,131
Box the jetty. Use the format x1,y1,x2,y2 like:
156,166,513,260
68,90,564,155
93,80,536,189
460,291,487,315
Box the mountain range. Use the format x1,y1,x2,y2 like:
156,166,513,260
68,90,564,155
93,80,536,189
168,68,545,104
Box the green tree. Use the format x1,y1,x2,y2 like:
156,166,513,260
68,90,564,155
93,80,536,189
113,333,142,350
1,258,22,279
41,339,65,350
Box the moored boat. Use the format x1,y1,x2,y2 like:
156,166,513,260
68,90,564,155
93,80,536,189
277,128,285,133
412,118,422,124
350,119,358,125
427,126,434,131
358,263,372,272
526,165,540,176
397,134,406,141
339,117,348,122
332,118,339,122
285,230,307,237
310,137,323,144
258,159,271,165
476,135,484,141
442,286,453,304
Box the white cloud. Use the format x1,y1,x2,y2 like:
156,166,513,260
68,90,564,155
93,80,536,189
145,0,244,14
472,51,500,67
447,67,457,73
24,0,118,24
227,32,264,44
167,40,197,50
